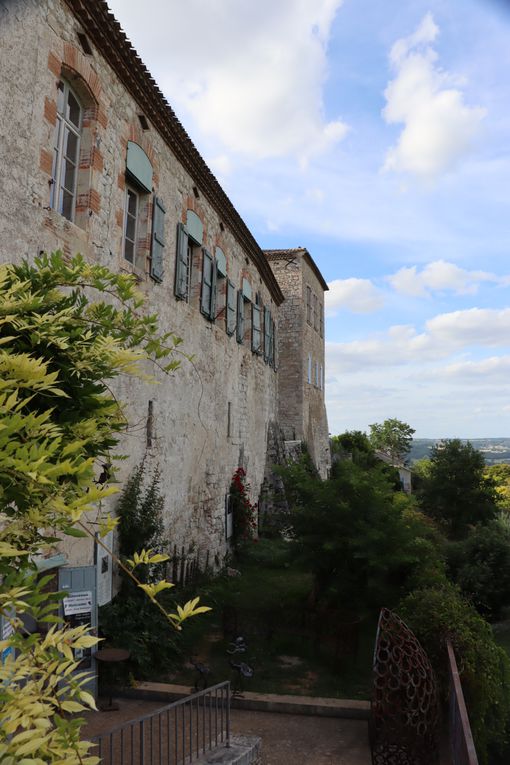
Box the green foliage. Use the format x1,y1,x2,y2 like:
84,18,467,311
368,418,415,462
99,462,180,677
485,463,510,513
399,583,510,765
446,520,510,620
418,439,498,537
229,467,258,548
0,253,206,764
279,457,443,615
330,430,377,469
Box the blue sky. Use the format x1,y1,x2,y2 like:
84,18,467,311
108,0,510,438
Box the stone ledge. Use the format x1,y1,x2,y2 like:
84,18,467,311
195,735,261,764
119,682,370,720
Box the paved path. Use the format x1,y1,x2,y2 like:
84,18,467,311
82,698,371,765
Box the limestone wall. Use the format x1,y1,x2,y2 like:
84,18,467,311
0,0,280,568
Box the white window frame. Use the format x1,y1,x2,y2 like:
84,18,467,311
307,353,312,384
51,80,82,222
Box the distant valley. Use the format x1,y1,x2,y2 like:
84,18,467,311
409,438,510,465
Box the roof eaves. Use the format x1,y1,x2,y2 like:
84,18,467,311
63,0,284,305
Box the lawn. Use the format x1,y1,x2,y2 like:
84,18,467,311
167,539,376,700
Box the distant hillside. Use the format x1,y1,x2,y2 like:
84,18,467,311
409,438,510,465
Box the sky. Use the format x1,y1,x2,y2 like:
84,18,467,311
107,0,510,438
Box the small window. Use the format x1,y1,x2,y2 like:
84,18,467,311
307,354,312,384
51,80,82,222
175,223,193,301
306,285,312,325
226,280,236,335
123,186,139,265
315,360,319,387
201,249,217,320
252,301,262,354
313,294,319,331
236,290,245,344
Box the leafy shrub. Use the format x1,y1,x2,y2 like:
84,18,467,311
446,521,510,620
399,583,510,765
99,462,180,678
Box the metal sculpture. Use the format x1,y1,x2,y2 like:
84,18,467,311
371,608,439,765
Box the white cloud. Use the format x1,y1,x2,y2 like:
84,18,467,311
388,260,501,297
107,0,348,162
326,278,383,315
326,306,510,371
382,13,486,178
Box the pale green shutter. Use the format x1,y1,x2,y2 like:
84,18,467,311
174,222,189,299
236,290,244,344
201,249,213,317
226,280,236,335
272,320,277,369
210,259,217,320
150,196,165,282
252,303,261,353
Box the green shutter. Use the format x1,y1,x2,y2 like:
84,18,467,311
201,249,213,318
210,259,218,320
236,290,244,344
174,222,189,299
252,303,261,354
226,280,236,335
150,196,165,282
272,320,277,369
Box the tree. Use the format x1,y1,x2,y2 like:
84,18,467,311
279,456,443,616
368,418,415,462
418,439,498,537
0,253,208,764
485,463,510,513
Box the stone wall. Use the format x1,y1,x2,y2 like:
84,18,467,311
0,0,281,570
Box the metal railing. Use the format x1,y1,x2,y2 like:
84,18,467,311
447,641,479,765
91,681,231,765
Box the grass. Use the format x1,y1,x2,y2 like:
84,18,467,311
165,539,376,700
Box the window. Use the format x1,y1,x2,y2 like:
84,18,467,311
320,364,324,390
51,80,82,222
252,295,262,354
201,249,217,320
307,354,312,384
315,360,319,387
175,223,192,300
123,186,139,264
150,196,166,282
226,280,236,335
314,293,319,331
319,303,324,338
306,285,312,325
236,290,245,343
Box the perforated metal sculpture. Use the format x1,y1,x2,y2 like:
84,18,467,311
371,608,439,765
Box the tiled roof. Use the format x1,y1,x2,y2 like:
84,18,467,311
63,0,284,304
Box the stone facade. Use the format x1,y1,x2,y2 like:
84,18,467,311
0,0,330,582
265,249,331,478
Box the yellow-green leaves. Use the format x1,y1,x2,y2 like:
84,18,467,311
126,548,170,569
138,580,175,599
167,597,212,629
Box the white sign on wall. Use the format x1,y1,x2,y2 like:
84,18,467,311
63,591,93,616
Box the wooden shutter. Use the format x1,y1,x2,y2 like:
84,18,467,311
150,196,165,282
272,320,277,369
252,303,261,353
263,308,271,362
226,280,236,335
201,249,214,318
236,290,244,344
174,222,189,299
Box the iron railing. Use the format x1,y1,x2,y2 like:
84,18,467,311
91,681,231,765
447,641,478,765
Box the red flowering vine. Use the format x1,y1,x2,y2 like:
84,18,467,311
230,467,258,544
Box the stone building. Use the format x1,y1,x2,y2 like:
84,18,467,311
0,0,330,607
265,249,330,478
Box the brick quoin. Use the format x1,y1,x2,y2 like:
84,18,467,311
88,189,101,214
44,97,57,126
47,51,61,78
39,148,53,176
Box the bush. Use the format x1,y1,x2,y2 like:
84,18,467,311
399,583,510,765
446,521,510,621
